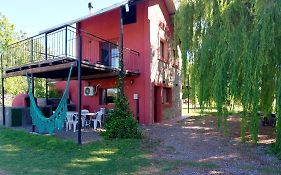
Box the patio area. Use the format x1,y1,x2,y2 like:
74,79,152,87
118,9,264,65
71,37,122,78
0,105,107,144
9,124,103,144
1,23,140,145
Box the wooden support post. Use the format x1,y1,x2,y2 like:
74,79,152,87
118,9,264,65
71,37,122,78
1,53,5,126
77,30,82,145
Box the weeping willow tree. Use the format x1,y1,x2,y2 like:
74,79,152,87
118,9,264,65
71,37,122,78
175,0,281,152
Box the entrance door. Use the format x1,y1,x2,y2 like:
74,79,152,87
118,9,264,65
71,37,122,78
154,86,162,123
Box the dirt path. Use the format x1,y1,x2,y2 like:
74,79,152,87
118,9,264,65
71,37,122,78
143,115,281,175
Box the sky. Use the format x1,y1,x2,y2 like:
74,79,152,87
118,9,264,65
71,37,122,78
0,0,124,36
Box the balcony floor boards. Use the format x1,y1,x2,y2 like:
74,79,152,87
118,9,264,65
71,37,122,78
4,57,139,80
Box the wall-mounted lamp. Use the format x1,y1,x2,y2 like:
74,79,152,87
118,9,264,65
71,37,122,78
130,79,134,85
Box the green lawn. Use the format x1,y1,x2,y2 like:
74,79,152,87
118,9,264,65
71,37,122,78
0,127,159,175
182,104,243,117
0,127,219,175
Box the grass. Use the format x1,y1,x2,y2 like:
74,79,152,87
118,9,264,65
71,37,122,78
182,104,243,117
0,127,151,175
182,105,218,117
0,127,218,175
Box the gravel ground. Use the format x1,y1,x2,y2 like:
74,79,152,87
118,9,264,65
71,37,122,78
142,115,281,175
55,127,102,144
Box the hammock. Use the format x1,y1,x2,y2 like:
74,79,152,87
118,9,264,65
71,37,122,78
26,64,73,134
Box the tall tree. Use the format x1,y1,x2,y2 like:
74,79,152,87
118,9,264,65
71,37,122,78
175,0,281,153
0,13,28,101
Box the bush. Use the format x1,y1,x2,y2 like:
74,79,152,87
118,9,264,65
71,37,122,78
48,84,62,98
102,96,142,139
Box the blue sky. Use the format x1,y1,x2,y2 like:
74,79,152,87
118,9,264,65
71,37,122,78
0,0,124,36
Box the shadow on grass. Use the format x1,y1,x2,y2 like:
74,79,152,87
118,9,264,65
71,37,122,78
0,127,222,175
0,127,159,175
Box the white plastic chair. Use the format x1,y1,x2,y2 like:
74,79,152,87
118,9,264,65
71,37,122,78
66,112,78,132
81,109,89,127
100,108,106,122
81,109,89,113
72,113,79,132
92,111,103,130
100,108,105,114
66,112,73,131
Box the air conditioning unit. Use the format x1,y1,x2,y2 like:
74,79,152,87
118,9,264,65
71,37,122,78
84,86,94,96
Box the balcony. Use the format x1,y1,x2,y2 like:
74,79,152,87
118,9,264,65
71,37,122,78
3,25,140,80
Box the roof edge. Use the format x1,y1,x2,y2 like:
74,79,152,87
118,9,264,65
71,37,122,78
39,0,175,34
39,0,129,34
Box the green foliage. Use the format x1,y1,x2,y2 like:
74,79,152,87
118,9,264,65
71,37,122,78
0,13,28,97
0,13,16,51
103,96,142,139
34,78,46,98
48,84,61,98
175,0,281,146
4,77,27,95
102,42,142,139
274,74,281,157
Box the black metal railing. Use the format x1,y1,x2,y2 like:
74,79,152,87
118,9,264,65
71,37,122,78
5,25,140,72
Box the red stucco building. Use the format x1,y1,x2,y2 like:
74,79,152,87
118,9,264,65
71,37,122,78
4,0,182,126
54,0,182,124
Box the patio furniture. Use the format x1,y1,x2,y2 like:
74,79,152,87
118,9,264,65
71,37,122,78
86,112,97,123
81,109,89,127
92,110,103,130
67,110,90,130
66,112,78,132
100,108,106,121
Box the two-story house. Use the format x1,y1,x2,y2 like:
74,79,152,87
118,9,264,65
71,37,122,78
2,0,181,125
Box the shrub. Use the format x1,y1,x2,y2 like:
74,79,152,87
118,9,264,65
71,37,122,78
48,84,62,98
102,95,142,139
